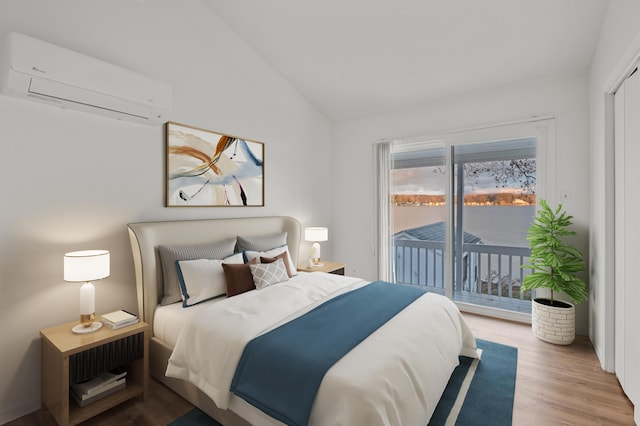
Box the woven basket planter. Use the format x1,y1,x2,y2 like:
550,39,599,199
531,298,575,345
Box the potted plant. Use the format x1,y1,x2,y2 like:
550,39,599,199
521,199,588,345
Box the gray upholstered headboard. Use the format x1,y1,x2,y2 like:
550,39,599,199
127,216,301,332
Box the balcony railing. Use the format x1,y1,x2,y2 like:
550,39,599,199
394,239,534,312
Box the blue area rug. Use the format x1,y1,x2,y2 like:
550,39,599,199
168,338,517,426
429,339,517,425
168,407,222,426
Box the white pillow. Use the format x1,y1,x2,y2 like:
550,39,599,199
176,253,244,307
244,245,298,276
224,252,245,264
249,258,289,289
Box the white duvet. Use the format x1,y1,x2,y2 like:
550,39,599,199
166,272,479,425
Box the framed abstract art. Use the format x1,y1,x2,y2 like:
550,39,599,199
165,122,264,207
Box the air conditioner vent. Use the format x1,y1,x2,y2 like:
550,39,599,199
0,32,171,125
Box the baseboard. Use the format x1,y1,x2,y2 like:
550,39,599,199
458,301,595,339
0,397,40,425
576,325,589,337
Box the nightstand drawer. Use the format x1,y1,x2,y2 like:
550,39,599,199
69,332,144,383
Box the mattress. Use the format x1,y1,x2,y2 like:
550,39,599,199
154,296,223,348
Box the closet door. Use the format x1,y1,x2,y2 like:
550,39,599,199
626,68,640,406
615,66,640,406
614,77,626,391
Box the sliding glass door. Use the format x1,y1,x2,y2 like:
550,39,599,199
389,135,538,314
392,145,447,292
450,139,536,312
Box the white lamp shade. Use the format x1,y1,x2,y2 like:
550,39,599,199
305,227,328,242
64,250,110,282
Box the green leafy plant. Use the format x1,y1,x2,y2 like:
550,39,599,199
521,199,587,305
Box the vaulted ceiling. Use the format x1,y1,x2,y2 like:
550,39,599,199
203,0,608,121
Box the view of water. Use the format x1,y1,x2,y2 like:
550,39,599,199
394,205,535,247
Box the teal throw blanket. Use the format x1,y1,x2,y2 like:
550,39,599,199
230,281,427,426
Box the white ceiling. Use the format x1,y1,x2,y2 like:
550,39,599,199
202,0,609,122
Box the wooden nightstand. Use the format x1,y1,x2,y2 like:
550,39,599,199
297,260,346,275
40,318,149,426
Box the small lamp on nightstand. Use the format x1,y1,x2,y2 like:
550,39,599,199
64,250,110,334
305,227,328,267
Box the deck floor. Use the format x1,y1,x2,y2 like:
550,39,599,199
416,285,532,313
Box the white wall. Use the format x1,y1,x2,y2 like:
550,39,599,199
331,73,591,332
0,1,333,422
588,0,640,371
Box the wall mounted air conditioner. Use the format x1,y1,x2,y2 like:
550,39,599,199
0,32,171,125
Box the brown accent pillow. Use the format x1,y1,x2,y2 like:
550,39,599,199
222,258,258,297
260,251,294,277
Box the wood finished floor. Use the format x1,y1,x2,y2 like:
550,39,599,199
465,313,634,426
7,313,635,426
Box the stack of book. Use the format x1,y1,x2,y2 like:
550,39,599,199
70,369,127,407
101,310,139,330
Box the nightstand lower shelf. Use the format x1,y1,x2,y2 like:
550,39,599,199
68,382,143,425
40,319,149,426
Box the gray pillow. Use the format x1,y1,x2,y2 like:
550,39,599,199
158,238,237,305
237,232,287,252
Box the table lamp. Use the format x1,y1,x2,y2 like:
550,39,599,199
305,227,328,267
64,250,110,334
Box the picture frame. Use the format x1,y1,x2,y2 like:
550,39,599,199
165,122,264,207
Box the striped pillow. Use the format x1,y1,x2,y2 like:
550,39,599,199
158,239,237,305
237,232,287,252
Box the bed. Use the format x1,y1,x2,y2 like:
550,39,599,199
128,216,478,426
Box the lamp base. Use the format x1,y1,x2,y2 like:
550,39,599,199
72,321,103,334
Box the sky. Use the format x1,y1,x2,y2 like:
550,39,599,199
392,163,535,196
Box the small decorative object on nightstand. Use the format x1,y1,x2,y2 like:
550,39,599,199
297,260,345,275
40,319,149,426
